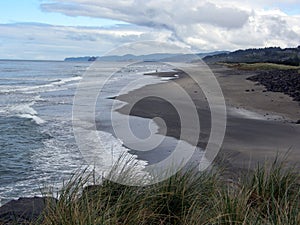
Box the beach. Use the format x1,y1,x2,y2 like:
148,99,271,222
116,63,300,172
1,61,300,224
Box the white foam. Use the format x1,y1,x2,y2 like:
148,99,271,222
76,123,150,183
18,114,45,125
55,76,82,85
0,76,82,94
34,95,44,102
7,102,45,125
160,77,177,81
10,102,37,115
98,131,138,163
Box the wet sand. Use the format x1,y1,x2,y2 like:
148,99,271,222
115,63,300,172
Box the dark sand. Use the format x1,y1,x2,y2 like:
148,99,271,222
115,64,300,171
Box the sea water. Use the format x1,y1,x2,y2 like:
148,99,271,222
0,60,183,205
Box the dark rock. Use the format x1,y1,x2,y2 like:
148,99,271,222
88,56,97,61
245,89,250,92
247,70,300,102
296,120,300,124
0,197,57,225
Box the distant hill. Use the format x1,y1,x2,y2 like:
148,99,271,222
64,51,229,62
161,51,229,62
197,51,230,58
203,46,300,66
64,56,97,62
96,53,180,62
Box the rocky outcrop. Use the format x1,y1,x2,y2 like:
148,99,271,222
0,197,57,225
247,70,300,102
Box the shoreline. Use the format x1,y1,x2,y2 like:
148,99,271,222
212,64,300,122
116,63,300,171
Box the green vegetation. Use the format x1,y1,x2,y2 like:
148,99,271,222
34,158,300,225
220,62,300,71
204,46,300,66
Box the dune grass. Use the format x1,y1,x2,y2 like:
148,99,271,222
38,159,300,225
219,62,300,71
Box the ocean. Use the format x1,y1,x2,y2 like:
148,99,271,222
0,60,181,206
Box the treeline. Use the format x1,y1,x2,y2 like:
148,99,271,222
203,46,300,66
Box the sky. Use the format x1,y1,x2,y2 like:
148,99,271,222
0,0,300,60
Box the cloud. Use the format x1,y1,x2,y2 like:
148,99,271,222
174,2,250,28
0,23,174,59
40,0,300,51
41,1,250,29
1,0,300,59
228,11,300,47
